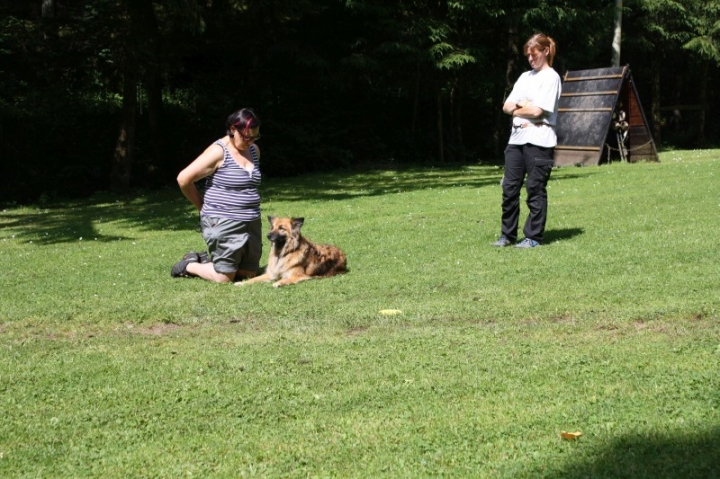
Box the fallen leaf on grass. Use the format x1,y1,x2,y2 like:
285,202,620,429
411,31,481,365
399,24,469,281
560,431,583,440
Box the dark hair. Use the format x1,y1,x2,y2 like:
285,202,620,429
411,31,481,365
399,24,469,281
524,33,557,67
226,108,261,136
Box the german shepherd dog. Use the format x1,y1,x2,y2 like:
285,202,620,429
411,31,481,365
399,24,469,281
237,216,347,288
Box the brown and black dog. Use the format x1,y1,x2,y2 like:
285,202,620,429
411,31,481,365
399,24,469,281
237,216,347,288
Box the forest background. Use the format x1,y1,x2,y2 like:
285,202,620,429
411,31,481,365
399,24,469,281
2,0,719,204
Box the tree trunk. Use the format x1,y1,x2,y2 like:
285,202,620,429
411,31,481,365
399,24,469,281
437,88,444,163
611,0,622,66
453,83,463,160
146,67,165,172
696,60,707,147
112,64,137,190
127,0,165,172
412,62,420,134
650,56,662,146
41,0,56,18
496,24,520,157
505,25,520,93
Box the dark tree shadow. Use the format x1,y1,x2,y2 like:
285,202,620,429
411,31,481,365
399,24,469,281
0,164,597,245
262,164,504,202
550,427,720,478
0,189,195,245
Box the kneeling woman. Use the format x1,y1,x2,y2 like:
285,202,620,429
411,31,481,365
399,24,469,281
172,108,263,283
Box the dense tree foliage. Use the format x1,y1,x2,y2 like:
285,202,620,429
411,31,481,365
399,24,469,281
1,0,719,203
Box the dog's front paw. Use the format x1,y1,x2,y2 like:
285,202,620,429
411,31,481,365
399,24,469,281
234,281,247,287
272,281,283,288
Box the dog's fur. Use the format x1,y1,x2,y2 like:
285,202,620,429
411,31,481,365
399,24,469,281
237,216,347,288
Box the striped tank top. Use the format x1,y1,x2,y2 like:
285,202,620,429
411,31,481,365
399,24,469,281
201,140,261,221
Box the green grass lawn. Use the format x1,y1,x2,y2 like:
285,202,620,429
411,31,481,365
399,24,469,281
1,150,719,477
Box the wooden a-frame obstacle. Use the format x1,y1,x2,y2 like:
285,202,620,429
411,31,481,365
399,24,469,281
554,65,659,166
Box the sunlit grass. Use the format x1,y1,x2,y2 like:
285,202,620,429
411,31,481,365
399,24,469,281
1,150,719,477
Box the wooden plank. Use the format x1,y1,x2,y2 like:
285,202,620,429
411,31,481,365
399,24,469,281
558,107,613,112
563,74,624,81
561,91,617,97
554,149,603,167
556,66,658,166
555,145,601,151
625,74,659,163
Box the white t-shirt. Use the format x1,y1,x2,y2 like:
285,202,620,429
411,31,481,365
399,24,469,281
506,67,562,148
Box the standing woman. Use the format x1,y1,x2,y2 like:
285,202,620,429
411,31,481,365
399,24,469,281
172,108,263,282
493,33,561,248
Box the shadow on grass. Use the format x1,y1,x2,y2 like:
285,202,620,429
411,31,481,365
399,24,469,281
553,427,720,478
1,165,596,246
262,164,505,202
0,189,193,245
261,164,599,202
545,227,584,244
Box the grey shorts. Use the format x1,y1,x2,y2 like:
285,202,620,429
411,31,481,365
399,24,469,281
200,216,262,274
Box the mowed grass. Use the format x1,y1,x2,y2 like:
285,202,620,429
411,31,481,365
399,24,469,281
1,150,719,477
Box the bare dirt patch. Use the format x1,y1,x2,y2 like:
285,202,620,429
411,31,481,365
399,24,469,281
132,323,182,336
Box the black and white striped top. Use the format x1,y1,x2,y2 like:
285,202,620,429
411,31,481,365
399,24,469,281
200,140,261,221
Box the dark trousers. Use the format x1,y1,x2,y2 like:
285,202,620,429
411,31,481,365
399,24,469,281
500,144,554,243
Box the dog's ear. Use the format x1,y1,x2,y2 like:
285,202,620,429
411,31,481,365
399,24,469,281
291,217,305,229
267,215,275,225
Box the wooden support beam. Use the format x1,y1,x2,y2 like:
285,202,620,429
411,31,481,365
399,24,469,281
564,74,624,81
558,107,613,112
561,91,617,97
555,145,601,151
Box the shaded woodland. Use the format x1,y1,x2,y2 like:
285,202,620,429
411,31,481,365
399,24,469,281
1,0,719,203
